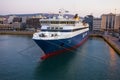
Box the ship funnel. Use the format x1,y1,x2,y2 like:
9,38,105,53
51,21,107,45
73,14,80,21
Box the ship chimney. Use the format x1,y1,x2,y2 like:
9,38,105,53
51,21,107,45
73,14,80,21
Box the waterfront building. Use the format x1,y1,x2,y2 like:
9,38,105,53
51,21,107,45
114,14,120,32
3,17,8,24
8,16,16,24
0,18,3,24
11,22,22,29
101,13,116,31
22,16,27,23
0,22,23,30
13,17,22,22
0,24,12,30
0,17,7,24
35,14,43,18
26,18,41,29
101,13,120,32
84,15,94,31
93,18,101,31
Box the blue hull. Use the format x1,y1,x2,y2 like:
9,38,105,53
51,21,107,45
33,31,89,59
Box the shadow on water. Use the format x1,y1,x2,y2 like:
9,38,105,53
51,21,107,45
34,51,77,80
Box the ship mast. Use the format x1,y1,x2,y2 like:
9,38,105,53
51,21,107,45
58,9,69,19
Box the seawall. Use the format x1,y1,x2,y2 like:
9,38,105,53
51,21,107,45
0,31,34,35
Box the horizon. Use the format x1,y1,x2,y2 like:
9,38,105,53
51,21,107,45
1,0,120,17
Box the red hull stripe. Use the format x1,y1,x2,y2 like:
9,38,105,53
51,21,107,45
41,36,88,60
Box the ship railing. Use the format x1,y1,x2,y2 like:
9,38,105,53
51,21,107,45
45,24,75,26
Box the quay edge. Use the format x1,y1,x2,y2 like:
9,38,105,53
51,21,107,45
0,31,34,35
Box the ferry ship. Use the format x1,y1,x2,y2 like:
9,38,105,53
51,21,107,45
32,12,89,60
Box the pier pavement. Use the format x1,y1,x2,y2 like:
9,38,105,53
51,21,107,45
103,35,120,54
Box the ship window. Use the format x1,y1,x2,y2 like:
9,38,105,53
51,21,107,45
39,33,45,37
51,27,54,29
41,21,44,24
51,21,54,24
67,21,75,24
51,34,58,37
50,21,59,24
40,21,42,23
41,21,48,24
59,27,63,29
47,27,50,29
55,27,58,30
67,21,69,24
55,34,57,36
51,34,54,37
55,21,59,24
60,21,66,24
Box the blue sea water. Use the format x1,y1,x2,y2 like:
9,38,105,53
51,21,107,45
0,35,120,80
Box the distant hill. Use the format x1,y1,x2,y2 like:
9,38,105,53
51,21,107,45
0,13,83,19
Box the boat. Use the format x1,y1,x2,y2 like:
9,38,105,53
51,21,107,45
32,11,89,60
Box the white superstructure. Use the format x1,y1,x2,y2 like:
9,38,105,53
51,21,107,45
33,17,89,40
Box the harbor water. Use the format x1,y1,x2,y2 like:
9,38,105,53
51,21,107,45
0,35,120,80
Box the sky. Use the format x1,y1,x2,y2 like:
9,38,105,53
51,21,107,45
0,0,120,17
